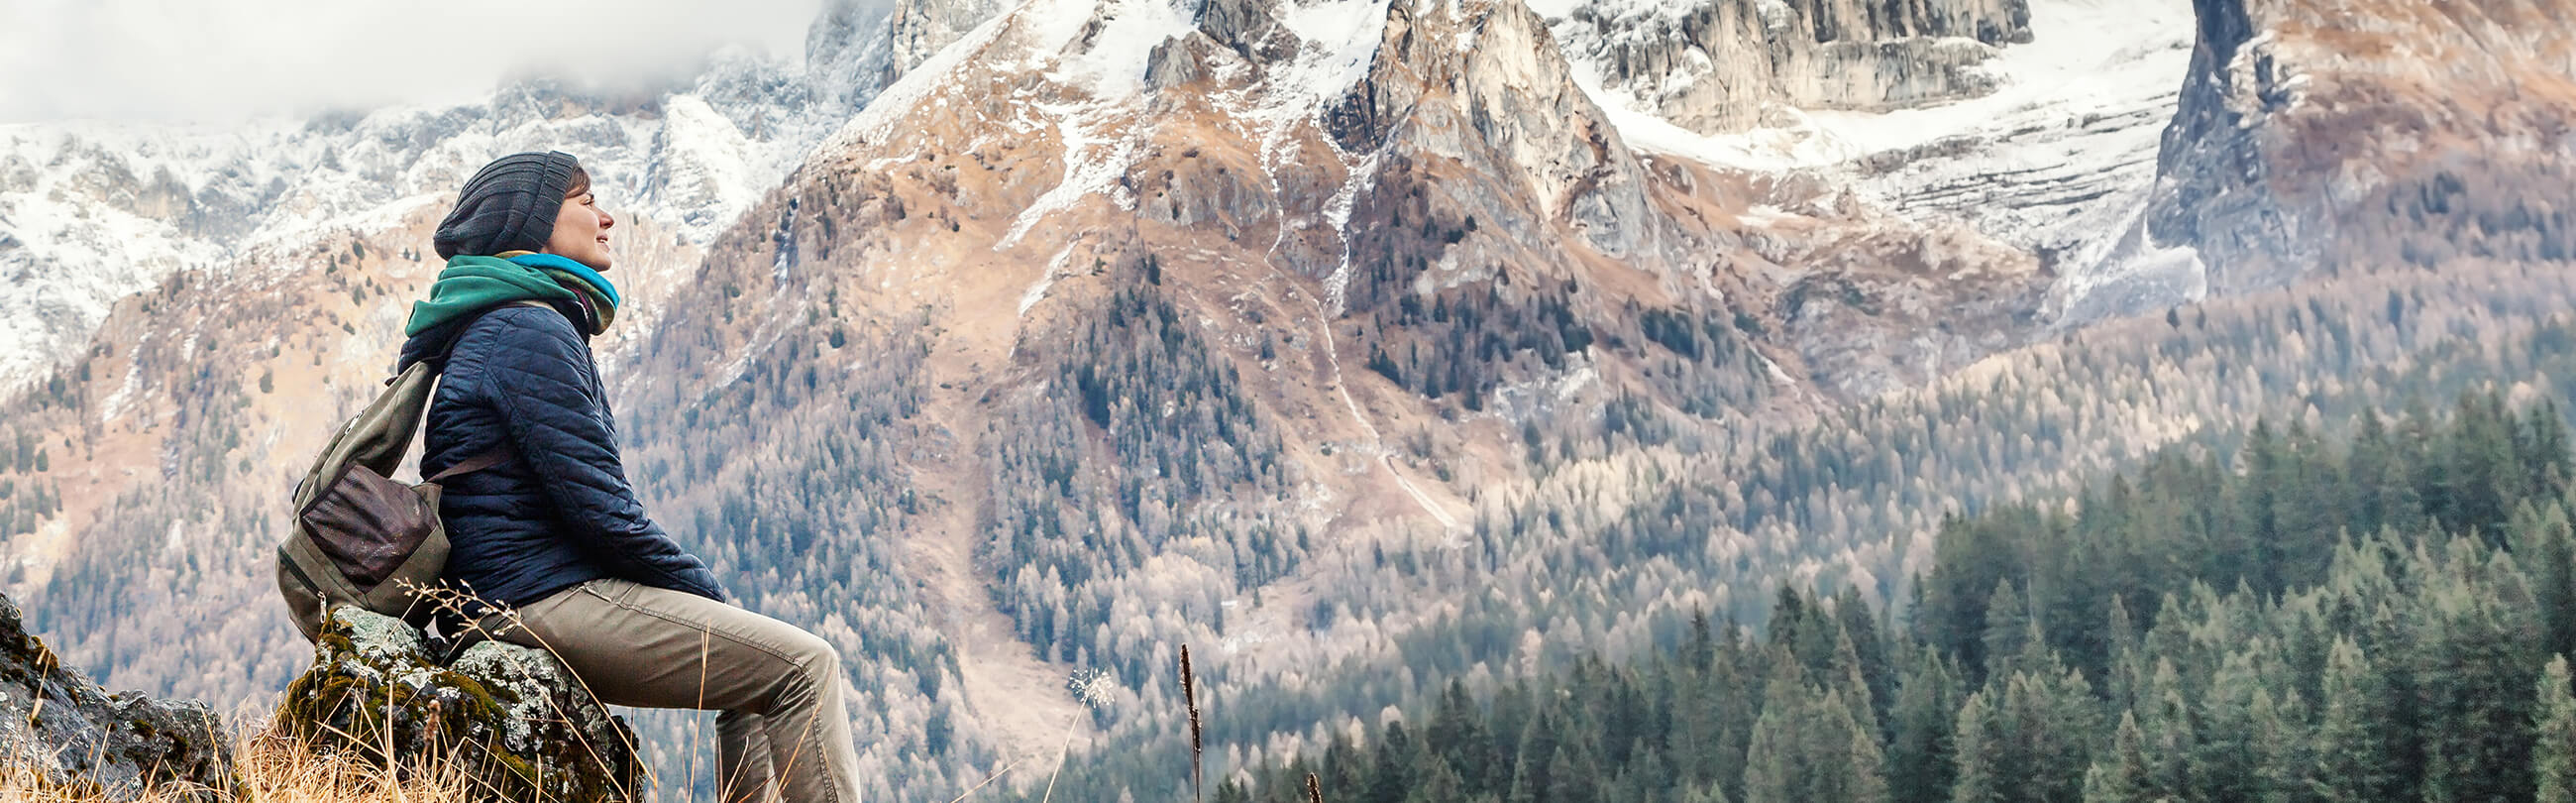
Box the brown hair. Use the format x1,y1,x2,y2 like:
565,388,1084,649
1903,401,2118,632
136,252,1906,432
564,164,591,199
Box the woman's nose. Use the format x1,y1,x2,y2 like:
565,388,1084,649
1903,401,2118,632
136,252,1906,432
601,210,615,229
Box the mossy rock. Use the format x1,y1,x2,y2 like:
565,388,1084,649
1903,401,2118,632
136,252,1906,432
0,593,239,801
276,607,641,802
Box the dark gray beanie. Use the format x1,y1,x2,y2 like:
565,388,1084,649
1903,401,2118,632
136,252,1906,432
433,151,583,259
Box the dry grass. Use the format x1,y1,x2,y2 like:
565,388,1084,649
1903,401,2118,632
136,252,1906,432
0,723,477,803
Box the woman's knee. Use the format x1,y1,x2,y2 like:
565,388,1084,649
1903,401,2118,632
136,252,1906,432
781,627,840,681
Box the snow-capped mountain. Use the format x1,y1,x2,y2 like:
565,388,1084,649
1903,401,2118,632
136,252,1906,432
0,49,838,396
1545,0,2034,135
0,0,2201,401
8,0,2569,797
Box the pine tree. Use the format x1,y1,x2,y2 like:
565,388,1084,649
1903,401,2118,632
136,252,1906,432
2000,665,2098,803
1950,692,2004,803
1888,647,1961,803
1828,628,1879,732
2414,548,2541,803
2136,658,2197,801
2535,655,2576,803
2514,502,2576,661
2252,688,2318,803
1741,654,1809,803
2081,713,2154,803
1980,580,2028,684
1367,721,1413,803
1426,679,1490,794
1820,690,1892,803
1544,744,1600,803
2309,637,2398,802
1740,703,1797,803
2194,650,2264,803
1405,760,1465,803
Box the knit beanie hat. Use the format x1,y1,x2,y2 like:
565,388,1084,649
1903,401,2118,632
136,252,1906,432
432,151,583,260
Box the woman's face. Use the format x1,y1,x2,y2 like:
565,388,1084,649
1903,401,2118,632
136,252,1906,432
544,188,615,271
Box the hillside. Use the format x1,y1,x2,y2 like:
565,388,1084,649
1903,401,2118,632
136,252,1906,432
0,0,2569,798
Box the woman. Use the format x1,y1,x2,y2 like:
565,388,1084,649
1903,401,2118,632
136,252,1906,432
397,151,861,803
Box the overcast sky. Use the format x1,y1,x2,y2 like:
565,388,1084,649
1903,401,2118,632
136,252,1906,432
0,0,827,124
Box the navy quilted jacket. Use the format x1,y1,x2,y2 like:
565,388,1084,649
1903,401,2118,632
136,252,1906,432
397,301,724,612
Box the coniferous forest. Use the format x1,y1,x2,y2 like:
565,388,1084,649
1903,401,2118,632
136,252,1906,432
1172,396,2576,803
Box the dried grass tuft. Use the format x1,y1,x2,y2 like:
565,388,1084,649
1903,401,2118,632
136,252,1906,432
0,724,478,803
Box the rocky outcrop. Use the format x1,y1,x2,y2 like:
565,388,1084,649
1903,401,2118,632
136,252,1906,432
1553,0,2032,134
2138,0,2306,293
1332,0,1667,260
275,607,641,803
0,594,234,800
806,0,1013,114
2143,0,2576,295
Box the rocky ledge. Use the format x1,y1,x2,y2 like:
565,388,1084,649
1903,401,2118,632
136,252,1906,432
274,607,641,803
0,594,234,801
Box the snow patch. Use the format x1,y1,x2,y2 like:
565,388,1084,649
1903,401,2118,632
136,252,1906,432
1,49,833,396
1018,241,1085,316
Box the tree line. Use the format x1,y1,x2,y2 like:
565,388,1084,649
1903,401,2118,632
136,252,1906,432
1195,394,2576,803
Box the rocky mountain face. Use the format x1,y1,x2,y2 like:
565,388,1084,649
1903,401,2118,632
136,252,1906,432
0,593,232,799
2136,0,2576,299
9,0,2563,798
806,0,1019,115
0,53,833,397
0,0,2124,794
1550,0,2032,134
591,0,2047,786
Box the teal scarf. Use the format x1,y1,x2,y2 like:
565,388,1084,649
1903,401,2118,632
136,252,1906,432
405,253,622,336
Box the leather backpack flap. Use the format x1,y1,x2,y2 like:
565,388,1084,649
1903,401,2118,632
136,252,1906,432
300,463,438,588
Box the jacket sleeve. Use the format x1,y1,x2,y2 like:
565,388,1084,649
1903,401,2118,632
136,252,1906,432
466,308,727,602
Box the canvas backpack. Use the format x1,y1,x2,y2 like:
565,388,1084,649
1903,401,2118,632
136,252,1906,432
276,300,547,641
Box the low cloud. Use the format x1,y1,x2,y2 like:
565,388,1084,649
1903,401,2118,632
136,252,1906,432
0,0,825,123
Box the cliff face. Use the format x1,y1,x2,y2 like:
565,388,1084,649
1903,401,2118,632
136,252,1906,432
1552,0,2032,134
0,593,232,799
2143,0,2576,295
805,0,1015,115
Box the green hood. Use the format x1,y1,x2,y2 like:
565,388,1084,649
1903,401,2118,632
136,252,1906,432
404,255,579,337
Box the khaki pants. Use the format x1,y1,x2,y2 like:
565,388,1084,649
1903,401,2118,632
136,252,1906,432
489,578,861,803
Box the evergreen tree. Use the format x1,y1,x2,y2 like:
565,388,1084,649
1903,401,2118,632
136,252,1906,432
2414,548,2542,803
1999,665,2098,803
2308,638,2399,802
1819,690,1892,803
1950,692,2004,803
1367,721,1414,803
1980,581,2028,684
1739,704,1797,803
1405,760,1465,803
1741,654,1810,803
2082,713,2155,803
2252,688,2318,803
1888,647,1961,803
2536,655,2576,803
2136,659,2197,801
2514,502,2576,661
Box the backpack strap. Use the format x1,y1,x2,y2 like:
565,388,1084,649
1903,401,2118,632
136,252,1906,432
425,443,516,485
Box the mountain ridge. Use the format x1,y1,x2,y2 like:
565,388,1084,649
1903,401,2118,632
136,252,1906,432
1,0,2570,799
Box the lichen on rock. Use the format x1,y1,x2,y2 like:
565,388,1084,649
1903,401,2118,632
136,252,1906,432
0,593,236,801
274,607,641,803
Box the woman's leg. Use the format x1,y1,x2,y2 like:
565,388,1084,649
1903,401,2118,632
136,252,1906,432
492,578,861,803
717,710,774,803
